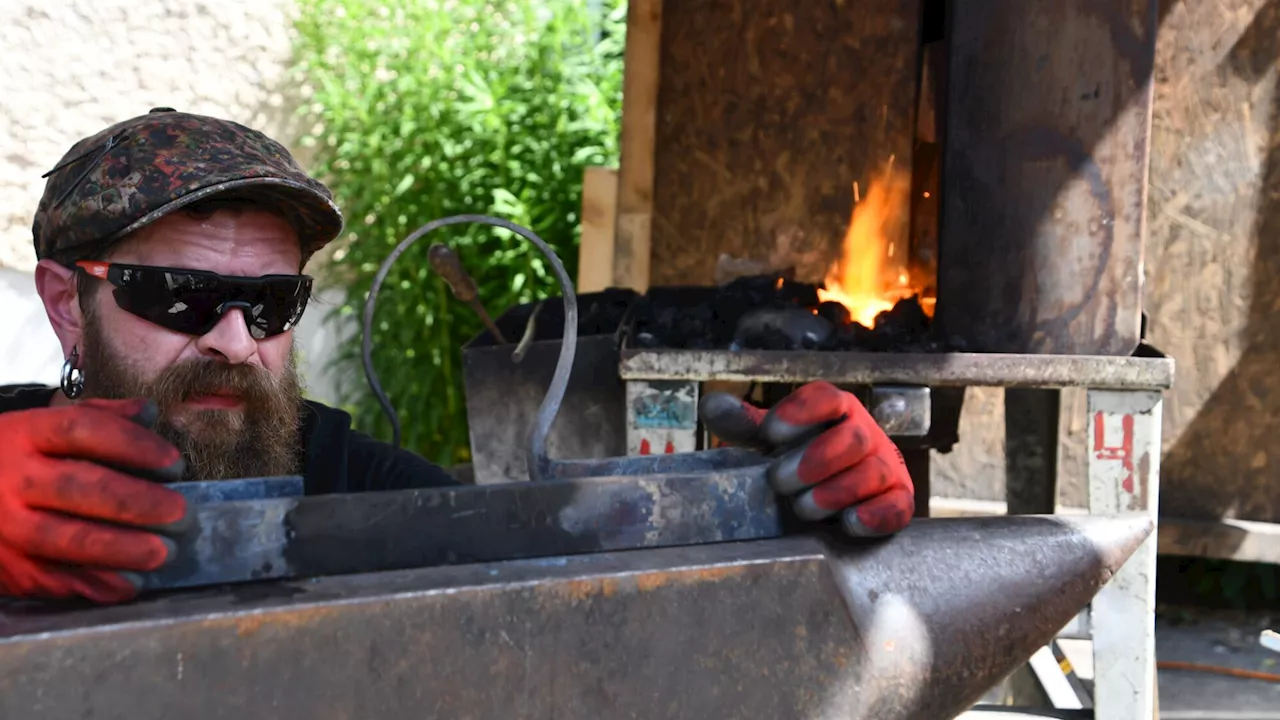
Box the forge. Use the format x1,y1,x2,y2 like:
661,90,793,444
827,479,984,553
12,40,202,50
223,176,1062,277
460,1,1171,718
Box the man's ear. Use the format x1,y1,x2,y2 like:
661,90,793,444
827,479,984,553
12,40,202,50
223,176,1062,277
34,259,85,357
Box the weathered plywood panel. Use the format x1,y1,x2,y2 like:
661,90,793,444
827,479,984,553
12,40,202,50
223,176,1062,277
648,0,923,287
1145,0,1280,523
938,0,1156,356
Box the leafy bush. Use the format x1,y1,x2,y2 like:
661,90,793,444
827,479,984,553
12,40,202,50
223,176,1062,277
291,0,626,466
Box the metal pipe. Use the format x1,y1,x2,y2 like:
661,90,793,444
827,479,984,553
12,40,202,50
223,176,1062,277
359,214,578,480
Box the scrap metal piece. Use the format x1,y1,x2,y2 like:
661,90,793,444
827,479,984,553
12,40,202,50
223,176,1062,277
0,514,1152,720
869,385,931,436
144,448,776,591
1260,629,1280,653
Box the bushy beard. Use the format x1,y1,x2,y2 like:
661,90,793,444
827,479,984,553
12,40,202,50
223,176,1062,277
78,309,305,482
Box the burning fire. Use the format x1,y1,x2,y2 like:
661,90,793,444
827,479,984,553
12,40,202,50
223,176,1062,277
817,158,935,328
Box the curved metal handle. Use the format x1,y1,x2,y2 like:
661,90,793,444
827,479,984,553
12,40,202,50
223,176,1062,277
361,214,577,483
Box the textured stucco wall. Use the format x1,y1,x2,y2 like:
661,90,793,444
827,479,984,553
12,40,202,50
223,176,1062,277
0,0,349,402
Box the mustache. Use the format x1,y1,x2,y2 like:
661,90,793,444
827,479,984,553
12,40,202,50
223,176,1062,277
148,359,285,408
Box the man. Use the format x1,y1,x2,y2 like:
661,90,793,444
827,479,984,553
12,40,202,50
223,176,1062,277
0,108,915,605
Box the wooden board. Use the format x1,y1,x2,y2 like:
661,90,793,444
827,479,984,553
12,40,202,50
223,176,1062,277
931,497,1280,568
1158,517,1280,566
647,0,924,287
1146,0,1280,523
937,0,1156,356
577,166,619,294
612,0,663,293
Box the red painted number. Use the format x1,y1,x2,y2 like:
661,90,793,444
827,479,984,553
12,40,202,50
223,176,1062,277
1093,411,1136,494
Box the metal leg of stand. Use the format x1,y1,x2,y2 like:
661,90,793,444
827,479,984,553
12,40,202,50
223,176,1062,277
903,447,931,518
1001,388,1064,708
1006,388,1061,515
1086,389,1162,720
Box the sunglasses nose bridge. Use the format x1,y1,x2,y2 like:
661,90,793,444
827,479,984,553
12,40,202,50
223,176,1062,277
216,299,252,315
216,299,271,341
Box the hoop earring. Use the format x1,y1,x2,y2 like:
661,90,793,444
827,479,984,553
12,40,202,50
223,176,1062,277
60,346,85,400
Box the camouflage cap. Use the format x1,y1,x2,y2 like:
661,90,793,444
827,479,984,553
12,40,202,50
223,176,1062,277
32,108,344,267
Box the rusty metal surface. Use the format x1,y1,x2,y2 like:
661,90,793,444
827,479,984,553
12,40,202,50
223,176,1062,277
618,347,1173,389
141,448,777,591
937,0,1157,356
0,514,1151,720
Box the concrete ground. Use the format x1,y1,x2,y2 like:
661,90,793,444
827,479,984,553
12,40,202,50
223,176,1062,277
1152,610,1280,718
1032,609,1280,719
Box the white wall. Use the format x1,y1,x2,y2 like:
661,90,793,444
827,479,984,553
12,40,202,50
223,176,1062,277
0,0,346,403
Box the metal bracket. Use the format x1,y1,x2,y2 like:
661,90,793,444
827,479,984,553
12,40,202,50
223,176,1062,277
868,385,931,437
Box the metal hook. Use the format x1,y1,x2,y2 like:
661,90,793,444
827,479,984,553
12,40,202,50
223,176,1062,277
361,214,577,483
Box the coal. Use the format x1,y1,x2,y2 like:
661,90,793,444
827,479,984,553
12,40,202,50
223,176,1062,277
731,307,835,351
476,288,639,347
816,301,852,326
627,274,955,353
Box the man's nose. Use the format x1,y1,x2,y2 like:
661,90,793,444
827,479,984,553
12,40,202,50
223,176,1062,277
194,307,258,364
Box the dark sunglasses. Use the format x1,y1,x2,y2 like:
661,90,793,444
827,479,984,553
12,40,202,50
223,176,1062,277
75,261,313,340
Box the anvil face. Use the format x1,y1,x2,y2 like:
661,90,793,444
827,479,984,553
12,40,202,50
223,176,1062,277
0,514,1150,720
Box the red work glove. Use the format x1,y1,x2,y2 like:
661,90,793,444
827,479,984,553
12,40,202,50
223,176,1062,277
699,381,915,536
0,398,189,604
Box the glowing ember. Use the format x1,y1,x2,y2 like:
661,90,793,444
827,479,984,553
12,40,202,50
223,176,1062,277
817,158,935,328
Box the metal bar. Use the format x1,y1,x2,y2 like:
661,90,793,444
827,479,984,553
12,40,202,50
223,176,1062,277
618,348,1174,390
1086,389,1163,720
1028,645,1085,710
145,449,778,591
169,475,303,503
0,514,1152,720
1049,640,1095,709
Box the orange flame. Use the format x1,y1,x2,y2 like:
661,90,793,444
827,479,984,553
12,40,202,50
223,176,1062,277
817,158,934,328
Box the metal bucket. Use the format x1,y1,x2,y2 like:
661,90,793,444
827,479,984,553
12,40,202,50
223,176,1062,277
462,288,639,484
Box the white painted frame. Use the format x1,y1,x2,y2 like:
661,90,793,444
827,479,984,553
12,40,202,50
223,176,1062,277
1086,389,1162,720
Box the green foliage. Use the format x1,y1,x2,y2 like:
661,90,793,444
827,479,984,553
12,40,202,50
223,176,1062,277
291,0,626,466
1188,559,1280,609
1158,556,1280,610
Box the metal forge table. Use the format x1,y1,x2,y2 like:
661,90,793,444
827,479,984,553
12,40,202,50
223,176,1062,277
620,345,1174,720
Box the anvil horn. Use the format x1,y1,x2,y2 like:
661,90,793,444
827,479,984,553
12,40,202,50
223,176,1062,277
818,513,1152,720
